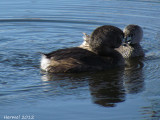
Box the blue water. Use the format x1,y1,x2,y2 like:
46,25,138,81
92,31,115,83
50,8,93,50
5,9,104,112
0,0,160,120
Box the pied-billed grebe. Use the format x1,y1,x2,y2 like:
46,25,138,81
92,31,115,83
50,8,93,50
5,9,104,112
116,24,144,58
40,25,124,73
87,25,124,56
82,24,144,59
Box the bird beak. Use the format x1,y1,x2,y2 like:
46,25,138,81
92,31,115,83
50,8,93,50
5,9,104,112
124,36,132,44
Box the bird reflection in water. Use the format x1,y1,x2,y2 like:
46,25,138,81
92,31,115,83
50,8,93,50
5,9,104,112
124,57,145,94
89,68,125,107
41,58,144,107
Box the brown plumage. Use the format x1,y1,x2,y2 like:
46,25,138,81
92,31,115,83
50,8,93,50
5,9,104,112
40,25,124,73
41,47,124,73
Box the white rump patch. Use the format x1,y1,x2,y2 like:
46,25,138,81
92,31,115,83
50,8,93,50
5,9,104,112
40,54,51,71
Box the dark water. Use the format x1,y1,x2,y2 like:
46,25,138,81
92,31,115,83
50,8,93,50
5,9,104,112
0,0,160,120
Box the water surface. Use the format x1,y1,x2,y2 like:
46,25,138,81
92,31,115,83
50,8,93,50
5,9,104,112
0,0,160,120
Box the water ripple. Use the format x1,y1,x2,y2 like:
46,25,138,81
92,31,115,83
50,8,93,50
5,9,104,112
0,18,108,25
0,0,160,119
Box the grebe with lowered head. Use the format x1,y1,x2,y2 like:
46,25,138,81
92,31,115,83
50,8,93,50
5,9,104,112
40,25,124,73
82,24,144,59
